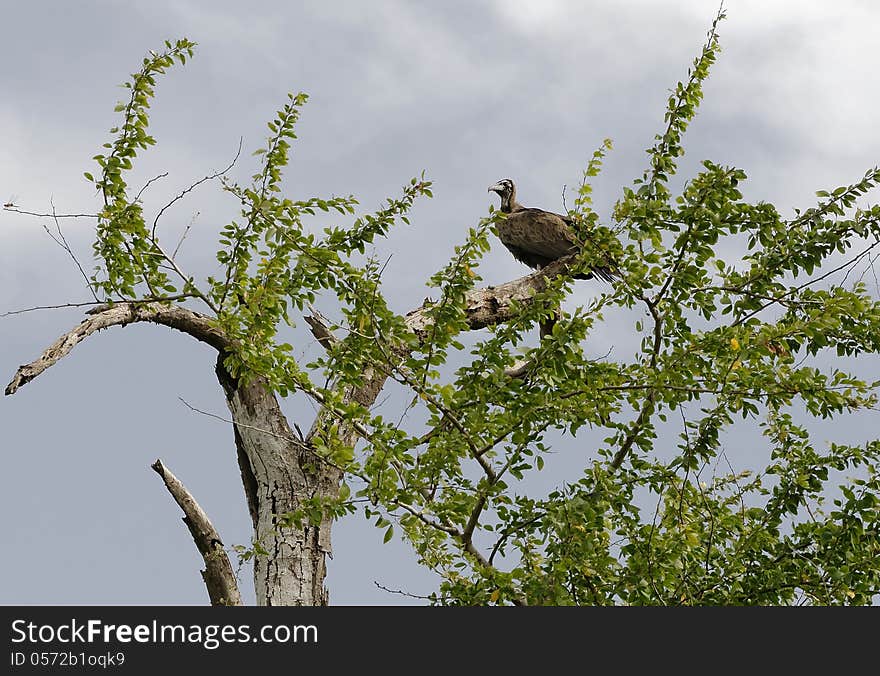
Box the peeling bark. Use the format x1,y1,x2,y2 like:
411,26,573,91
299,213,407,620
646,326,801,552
215,359,337,606
151,459,242,606
405,255,570,339
5,302,231,395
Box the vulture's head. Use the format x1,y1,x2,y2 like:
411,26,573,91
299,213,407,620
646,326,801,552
488,178,517,213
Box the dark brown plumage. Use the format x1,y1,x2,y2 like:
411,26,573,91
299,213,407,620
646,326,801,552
488,178,616,338
488,178,616,282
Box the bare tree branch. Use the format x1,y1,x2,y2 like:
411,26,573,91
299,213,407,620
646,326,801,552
304,305,338,350
2,207,99,218
150,458,243,606
404,254,574,339
6,252,577,398
504,359,533,379
5,302,231,395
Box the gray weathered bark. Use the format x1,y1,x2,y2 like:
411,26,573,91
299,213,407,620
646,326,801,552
214,362,339,605
151,458,243,606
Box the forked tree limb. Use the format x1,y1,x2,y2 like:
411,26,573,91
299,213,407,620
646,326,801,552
150,458,243,606
5,257,574,397
303,256,571,346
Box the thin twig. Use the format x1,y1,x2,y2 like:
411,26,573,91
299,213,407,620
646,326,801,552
2,207,98,218
151,138,243,241
373,581,433,601
171,211,200,260
135,172,169,205
1,294,197,319
178,396,304,443
732,240,880,327
1,301,106,318
48,199,100,301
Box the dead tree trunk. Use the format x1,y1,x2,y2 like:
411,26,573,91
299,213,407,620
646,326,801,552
4,257,569,604
214,361,341,605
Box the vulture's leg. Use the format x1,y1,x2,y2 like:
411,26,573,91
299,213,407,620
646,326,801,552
536,263,559,340
539,314,558,339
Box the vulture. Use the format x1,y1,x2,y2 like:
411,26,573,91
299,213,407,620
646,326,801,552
488,178,616,282
488,178,617,337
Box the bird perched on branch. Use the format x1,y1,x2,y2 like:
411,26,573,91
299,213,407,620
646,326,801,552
488,177,617,337
488,178,616,282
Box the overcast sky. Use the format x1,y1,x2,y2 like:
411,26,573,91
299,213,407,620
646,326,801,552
3,1,880,605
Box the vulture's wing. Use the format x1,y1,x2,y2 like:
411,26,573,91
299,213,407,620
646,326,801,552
498,208,618,281
497,208,578,268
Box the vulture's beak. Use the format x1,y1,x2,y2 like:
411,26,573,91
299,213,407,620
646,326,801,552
488,182,504,194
